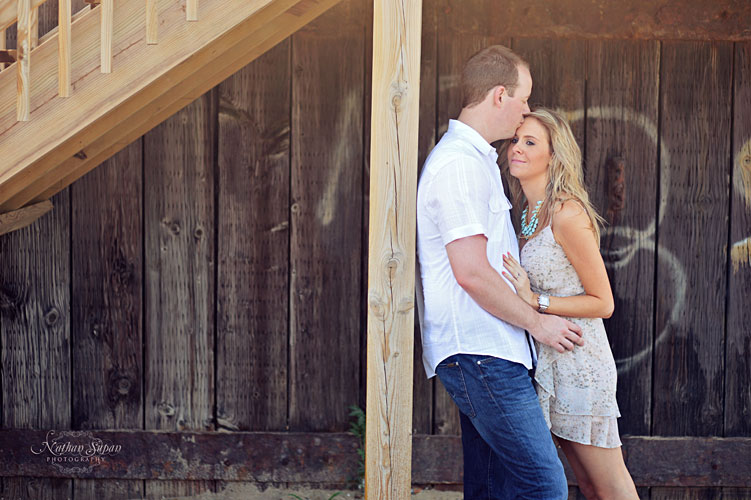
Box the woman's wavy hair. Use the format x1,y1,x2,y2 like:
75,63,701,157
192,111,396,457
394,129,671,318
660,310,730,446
500,107,605,243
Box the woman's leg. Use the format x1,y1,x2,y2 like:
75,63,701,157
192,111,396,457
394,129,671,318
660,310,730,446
552,436,600,500
557,437,639,500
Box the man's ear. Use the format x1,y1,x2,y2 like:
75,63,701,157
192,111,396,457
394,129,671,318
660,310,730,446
494,85,506,106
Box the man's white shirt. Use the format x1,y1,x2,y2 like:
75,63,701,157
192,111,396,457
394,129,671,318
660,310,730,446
416,119,535,378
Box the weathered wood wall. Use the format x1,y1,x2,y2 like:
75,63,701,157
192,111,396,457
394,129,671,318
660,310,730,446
1,0,750,498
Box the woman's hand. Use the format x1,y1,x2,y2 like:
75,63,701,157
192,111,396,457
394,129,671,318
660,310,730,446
502,253,536,307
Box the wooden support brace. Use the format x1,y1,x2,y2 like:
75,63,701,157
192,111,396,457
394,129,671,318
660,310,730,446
17,0,30,121
365,0,422,497
0,199,53,235
58,0,71,97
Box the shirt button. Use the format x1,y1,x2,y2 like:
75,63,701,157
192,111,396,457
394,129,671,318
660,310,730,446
477,361,481,365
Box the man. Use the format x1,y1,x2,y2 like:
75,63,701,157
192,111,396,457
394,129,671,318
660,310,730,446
416,45,583,499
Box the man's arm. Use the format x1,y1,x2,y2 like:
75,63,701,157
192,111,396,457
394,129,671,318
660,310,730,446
446,234,584,352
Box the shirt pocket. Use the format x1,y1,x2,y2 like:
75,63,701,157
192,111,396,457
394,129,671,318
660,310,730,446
487,197,512,240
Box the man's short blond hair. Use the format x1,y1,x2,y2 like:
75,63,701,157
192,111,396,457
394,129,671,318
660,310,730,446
461,45,528,108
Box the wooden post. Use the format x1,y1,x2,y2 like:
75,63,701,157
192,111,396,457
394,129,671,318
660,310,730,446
365,0,422,497
101,0,113,72
186,0,197,21
17,0,30,121
146,0,158,44
58,0,71,96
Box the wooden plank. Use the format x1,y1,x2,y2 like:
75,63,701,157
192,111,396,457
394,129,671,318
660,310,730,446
360,0,372,418
146,480,214,498
0,0,343,211
58,0,71,96
144,93,215,431
365,0,421,496
16,0,30,121
511,38,586,145
652,41,732,437
289,0,363,432
216,41,289,431
584,40,660,435
145,0,157,44
73,479,145,499
0,28,5,70
0,190,71,499
0,432,750,486
651,488,722,500
724,488,751,500
433,0,508,435
100,0,112,72
70,142,144,499
0,199,52,235
726,41,751,436
410,0,436,436
143,90,216,495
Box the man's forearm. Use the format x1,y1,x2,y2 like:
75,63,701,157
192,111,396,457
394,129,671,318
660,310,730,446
460,267,541,332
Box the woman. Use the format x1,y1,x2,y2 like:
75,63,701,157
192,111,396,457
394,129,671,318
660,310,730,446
500,108,638,500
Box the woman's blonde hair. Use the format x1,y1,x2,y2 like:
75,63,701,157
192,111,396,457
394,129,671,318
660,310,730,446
500,107,605,243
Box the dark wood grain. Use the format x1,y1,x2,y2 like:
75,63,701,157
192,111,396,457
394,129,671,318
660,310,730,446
652,41,732,437
289,0,364,432
411,0,438,436
725,41,751,437
0,190,71,500
143,90,216,494
71,143,143,431
511,38,586,144
216,41,290,433
584,40,660,435
70,142,145,500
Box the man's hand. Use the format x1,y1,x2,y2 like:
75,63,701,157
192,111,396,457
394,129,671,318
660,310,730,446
529,314,584,353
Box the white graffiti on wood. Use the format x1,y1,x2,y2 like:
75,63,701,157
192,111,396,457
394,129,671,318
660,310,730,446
732,138,751,271
561,106,684,375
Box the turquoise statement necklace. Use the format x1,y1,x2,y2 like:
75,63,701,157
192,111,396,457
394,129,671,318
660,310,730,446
520,200,543,239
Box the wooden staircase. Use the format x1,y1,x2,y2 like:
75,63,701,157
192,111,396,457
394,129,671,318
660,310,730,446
0,0,341,234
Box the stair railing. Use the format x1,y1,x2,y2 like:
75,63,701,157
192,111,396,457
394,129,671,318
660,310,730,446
0,0,199,121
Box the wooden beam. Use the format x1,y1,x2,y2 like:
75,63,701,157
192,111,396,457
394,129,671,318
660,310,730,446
3,0,340,209
0,431,749,486
365,0,421,498
0,0,342,211
0,199,52,235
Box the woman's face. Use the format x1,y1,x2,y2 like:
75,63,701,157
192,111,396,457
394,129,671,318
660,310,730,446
507,117,552,182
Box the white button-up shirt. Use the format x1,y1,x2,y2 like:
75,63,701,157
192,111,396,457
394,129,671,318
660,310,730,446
416,119,534,378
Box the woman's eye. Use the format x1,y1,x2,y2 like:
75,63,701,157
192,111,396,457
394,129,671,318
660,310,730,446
510,138,518,144
525,140,535,146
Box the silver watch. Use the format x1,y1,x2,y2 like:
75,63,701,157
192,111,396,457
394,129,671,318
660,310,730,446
537,294,550,313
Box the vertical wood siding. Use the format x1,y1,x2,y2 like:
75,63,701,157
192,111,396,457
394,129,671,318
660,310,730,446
1,0,750,496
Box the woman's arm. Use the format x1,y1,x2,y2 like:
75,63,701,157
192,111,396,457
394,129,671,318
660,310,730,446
503,200,614,319
546,200,614,318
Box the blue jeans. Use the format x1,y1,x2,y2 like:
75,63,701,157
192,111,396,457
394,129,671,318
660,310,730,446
435,354,567,500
